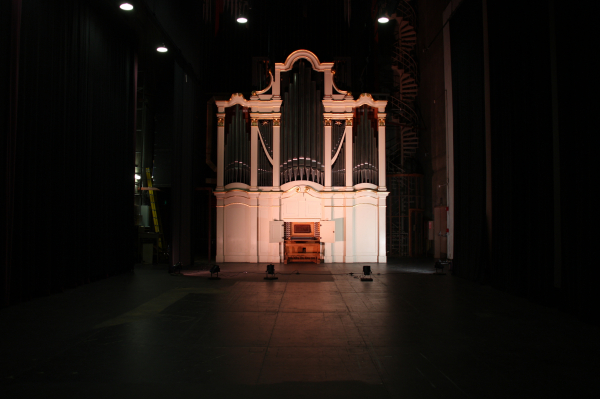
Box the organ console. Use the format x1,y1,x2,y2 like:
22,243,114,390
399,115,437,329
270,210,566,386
284,222,321,264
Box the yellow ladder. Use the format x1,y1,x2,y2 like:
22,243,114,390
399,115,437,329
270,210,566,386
145,167,163,250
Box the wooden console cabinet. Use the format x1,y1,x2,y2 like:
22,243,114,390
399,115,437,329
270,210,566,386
284,239,321,264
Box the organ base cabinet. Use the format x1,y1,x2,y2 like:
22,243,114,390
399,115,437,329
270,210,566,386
284,240,321,264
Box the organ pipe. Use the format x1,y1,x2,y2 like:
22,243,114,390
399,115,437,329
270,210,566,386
353,105,379,185
331,121,346,187
280,60,324,185
258,120,273,186
224,104,250,185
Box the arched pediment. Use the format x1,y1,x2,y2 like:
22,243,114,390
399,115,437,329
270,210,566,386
353,93,388,112
216,93,249,109
276,49,334,73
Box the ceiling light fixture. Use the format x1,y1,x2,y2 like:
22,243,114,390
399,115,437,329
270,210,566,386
237,1,249,23
157,43,168,53
120,3,133,11
377,1,389,23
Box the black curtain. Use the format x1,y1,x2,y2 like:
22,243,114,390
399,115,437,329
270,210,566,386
2,0,135,306
171,63,196,267
488,1,554,302
451,0,598,323
450,0,486,282
553,1,597,322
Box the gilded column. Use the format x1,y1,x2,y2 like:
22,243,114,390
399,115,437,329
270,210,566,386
324,117,332,188
216,114,225,189
250,118,258,190
345,116,353,188
272,118,280,188
378,114,387,191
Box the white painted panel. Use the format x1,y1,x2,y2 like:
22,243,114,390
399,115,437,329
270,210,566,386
332,208,345,256
282,201,299,218
334,217,345,242
269,221,284,243
354,205,378,255
306,201,322,218
224,206,248,255
320,221,336,243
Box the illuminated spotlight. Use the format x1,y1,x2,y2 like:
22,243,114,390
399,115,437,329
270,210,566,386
157,44,168,53
237,17,248,23
378,16,389,23
361,265,373,281
264,264,278,280
120,3,133,11
209,264,221,280
435,260,450,275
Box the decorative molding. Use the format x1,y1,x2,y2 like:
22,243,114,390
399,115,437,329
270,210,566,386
217,118,224,127
346,118,353,126
331,70,349,96
351,94,387,112
273,119,280,126
378,118,386,126
253,71,273,95
324,118,332,126
276,49,334,73
251,118,258,126
215,95,282,113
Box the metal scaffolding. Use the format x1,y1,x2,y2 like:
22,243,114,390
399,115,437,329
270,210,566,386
387,174,423,257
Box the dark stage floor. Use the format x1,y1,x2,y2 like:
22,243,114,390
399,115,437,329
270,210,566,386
1,260,598,398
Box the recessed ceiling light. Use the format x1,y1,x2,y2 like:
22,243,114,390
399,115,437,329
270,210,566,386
378,16,389,23
120,3,133,11
237,17,248,23
157,44,168,53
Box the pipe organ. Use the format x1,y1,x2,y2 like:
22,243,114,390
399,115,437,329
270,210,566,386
214,50,389,263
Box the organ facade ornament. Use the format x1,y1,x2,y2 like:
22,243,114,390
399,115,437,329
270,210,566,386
213,50,388,264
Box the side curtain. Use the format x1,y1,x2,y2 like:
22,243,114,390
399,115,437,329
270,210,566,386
2,0,135,306
450,0,486,281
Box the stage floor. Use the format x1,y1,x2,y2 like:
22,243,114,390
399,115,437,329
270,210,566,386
1,259,597,398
